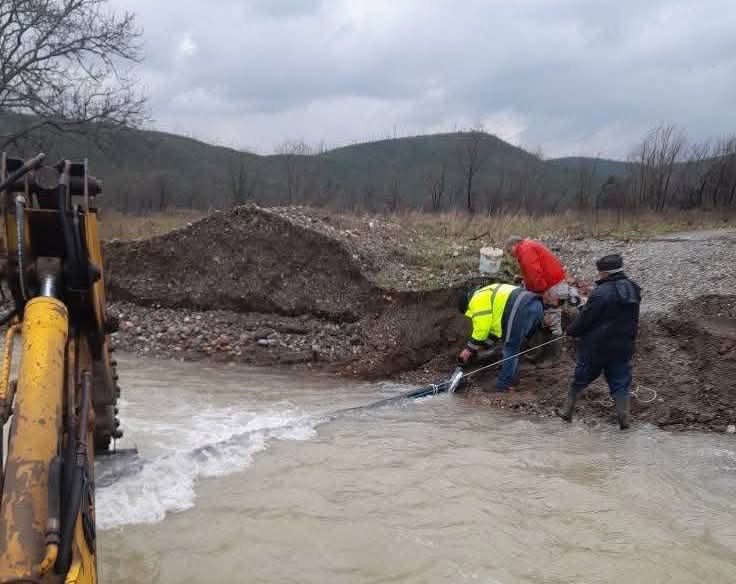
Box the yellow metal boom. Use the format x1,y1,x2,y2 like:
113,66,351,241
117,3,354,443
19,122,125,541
0,153,121,583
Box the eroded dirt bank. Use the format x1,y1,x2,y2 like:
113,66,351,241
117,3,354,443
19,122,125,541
104,206,736,433
105,206,466,377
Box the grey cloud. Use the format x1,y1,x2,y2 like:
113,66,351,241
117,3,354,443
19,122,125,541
248,0,324,18
111,0,736,157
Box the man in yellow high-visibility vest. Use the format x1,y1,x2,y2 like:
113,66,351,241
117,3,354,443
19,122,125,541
457,283,544,392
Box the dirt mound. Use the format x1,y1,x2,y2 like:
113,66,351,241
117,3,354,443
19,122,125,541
105,206,383,321
106,206,467,376
341,289,467,379
651,294,736,429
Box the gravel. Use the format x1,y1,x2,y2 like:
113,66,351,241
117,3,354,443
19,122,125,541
558,229,736,314
108,302,362,367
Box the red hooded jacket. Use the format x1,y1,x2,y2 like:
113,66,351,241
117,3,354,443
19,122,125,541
513,239,566,293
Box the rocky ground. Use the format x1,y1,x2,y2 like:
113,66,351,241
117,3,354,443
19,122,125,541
559,230,736,314
104,205,736,434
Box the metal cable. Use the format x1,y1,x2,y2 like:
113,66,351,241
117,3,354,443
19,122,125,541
462,336,566,380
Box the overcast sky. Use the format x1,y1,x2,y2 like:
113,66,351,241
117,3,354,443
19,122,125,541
110,0,736,159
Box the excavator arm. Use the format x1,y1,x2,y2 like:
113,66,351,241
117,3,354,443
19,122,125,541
0,153,121,583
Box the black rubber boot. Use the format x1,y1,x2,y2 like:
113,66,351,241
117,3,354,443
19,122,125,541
556,390,577,422
614,393,631,430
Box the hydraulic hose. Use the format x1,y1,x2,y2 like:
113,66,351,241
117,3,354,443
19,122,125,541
14,195,27,302
55,372,92,574
0,153,45,193
3,153,45,306
335,336,568,416
37,456,62,576
57,161,83,290
0,323,21,407
0,325,22,492
71,204,89,286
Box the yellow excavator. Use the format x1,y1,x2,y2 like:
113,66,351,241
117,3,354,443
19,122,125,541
0,152,121,583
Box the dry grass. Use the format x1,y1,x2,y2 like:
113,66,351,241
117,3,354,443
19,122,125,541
390,208,736,244
340,208,736,288
98,209,206,241
95,206,736,290
99,207,736,243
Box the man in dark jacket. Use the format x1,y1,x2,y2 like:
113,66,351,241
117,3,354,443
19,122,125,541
557,254,641,429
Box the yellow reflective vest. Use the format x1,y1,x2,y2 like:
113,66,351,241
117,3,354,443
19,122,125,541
465,283,519,345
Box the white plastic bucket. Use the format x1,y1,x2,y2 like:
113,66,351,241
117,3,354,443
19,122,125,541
479,247,503,275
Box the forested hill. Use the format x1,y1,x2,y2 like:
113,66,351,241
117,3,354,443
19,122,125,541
0,115,632,212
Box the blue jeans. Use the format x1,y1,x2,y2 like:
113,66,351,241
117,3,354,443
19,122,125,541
496,298,544,390
571,355,632,398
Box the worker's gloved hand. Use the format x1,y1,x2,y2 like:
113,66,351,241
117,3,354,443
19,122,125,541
457,348,474,365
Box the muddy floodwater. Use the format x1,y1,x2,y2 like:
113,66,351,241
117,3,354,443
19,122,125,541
97,355,736,584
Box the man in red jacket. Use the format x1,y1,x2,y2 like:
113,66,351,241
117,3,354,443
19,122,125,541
505,236,579,342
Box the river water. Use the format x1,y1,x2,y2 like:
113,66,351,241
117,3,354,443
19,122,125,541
97,355,736,583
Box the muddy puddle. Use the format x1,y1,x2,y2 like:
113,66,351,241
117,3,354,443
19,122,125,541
98,355,736,583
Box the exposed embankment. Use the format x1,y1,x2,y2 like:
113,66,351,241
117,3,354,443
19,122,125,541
105,206,466,376
104,206,736,433
465,296,736,433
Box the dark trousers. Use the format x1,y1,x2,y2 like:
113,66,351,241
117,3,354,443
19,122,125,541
496,297,543,390
571,354,632,398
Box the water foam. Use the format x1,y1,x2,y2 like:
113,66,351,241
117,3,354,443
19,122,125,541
96,403,318,530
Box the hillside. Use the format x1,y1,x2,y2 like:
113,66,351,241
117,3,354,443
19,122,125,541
546,156,630,178
1,114,622,212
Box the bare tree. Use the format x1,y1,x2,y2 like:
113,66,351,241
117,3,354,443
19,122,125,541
458,128,485,213
707,136,736,207
361,183,377,212
575,157,599,210
385,175,401,213
597,175,630,222
680,140,712,208
153,172,171,212
276,140,313,204
227,153,259,205
425,162,446,211
629,124,687,210
484,166,509,215
0,0,146,148
518,147,545,214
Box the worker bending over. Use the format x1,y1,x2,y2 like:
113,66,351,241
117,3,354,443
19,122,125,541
505,236,579,355
558,254,641,429
457,283,544,392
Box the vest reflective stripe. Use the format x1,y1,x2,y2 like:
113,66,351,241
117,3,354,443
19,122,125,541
465,284,518,342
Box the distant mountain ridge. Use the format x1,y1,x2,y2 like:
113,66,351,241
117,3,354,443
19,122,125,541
0,114,627,212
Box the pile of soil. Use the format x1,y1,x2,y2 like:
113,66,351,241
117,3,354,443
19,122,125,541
106,206,466,376
105,205,736,433
105,206,383,321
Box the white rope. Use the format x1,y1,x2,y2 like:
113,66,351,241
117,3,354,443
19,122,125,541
462,336,659,406
462,335,565,380
598,384,658,406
